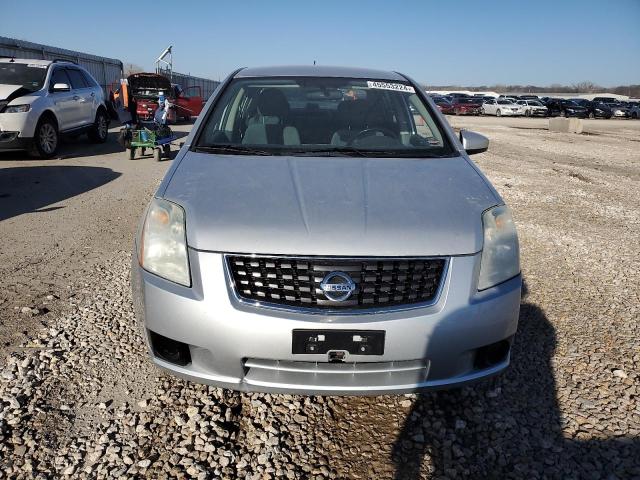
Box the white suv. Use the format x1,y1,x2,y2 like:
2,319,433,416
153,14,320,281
0,58,109,158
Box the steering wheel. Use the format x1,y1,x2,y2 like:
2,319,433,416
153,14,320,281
347,127,399,146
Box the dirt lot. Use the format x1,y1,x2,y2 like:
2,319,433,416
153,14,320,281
1,117,639,479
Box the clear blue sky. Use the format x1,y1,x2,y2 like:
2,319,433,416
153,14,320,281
2,0,639,86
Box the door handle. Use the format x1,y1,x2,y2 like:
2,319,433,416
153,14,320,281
90,92,95,97
73,95,80,100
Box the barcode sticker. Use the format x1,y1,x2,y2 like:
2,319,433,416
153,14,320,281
367,81,415,93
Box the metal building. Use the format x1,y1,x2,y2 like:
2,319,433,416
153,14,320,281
0,36,123,95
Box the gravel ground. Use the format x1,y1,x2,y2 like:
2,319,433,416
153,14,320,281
1,117,639,478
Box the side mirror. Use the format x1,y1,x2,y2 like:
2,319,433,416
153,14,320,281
52,83,71,92
460,129,489,155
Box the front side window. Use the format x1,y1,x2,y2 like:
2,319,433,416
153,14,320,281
50,68,71,89
0,63,48,92
196,77,453,157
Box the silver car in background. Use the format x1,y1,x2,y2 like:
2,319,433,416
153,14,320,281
132,66,521,395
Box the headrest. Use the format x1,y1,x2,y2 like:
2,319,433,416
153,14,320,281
336,100,370,129
257,88,290,118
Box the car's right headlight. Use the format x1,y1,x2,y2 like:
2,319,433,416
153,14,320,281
3,104,31,113
139,198,190,286
478,205,520,290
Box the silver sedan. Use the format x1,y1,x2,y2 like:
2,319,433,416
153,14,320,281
132,66,521,395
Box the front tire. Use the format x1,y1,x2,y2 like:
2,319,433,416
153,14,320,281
496,109,501,117
88,110,109,143
29,116,59,159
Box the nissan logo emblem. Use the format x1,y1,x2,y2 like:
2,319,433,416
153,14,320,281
320,271,356,302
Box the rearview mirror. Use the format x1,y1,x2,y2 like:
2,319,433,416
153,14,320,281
52,83,71,92
460,129,489,155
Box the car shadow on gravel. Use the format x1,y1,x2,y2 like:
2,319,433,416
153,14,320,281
391,281,639,479
0,165,121,221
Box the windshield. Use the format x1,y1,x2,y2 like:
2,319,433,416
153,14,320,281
0,63,48,92
529,101,543,106
196,77,453,157
497,100,513,105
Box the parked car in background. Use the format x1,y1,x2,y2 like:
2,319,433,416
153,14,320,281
132,65,521,394
448,93,471,100
482,99,524,116
591,97,630,118
569,99,612,119
543,98,589,118
629,103,640,119
0,58,109,158
431,95,455,114
516,100,548,116
519,95,539,100
451,97,483,115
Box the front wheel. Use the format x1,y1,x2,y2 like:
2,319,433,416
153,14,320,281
496,109,501,117
29,117,59,159
589,112,595,119
88,110,109,143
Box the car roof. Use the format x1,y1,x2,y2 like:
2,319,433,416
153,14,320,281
0,58,76,67
0,58,53,65
235,65,407,81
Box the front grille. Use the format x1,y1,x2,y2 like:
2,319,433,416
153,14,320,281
226,256,446,311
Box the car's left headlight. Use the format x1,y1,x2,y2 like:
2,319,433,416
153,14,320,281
3,104,31,113
478,205,520,290
139,198,190,286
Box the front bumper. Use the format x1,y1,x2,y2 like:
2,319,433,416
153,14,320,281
132,250,521,395
457,108,482,115
0,131,31,152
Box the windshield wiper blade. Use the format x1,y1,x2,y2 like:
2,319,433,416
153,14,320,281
288,147,371,157
194,145,272,156
290,147,449,158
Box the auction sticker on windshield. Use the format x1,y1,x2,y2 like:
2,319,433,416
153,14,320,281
367,81,415,93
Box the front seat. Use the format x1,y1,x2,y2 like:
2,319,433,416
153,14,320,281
242,89,300,145
330,100,370,146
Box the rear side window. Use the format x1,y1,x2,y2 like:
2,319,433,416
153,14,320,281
66,69,88,89
81,70,99,88
50,68,71,89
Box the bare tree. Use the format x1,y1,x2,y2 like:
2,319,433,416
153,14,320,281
123,63,144,77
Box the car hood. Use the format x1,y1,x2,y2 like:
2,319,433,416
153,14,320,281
162,153,499,256
0,84,31,102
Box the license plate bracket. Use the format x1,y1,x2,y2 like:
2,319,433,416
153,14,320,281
292,329,385,355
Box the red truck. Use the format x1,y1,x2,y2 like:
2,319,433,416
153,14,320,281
171,84,205,121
